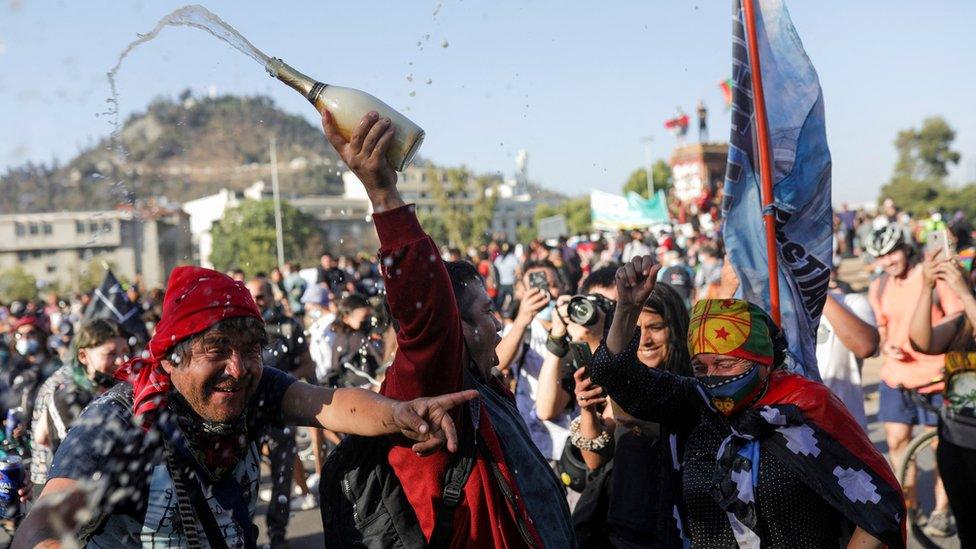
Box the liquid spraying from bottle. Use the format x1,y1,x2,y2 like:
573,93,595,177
105,5,274,158
105,4,423,177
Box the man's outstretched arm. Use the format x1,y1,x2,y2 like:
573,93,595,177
282,381,477,455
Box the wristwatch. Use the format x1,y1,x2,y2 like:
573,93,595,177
546,333,569,358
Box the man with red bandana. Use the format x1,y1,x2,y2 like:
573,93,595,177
13,264,476,548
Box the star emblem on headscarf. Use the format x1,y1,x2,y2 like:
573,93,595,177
715,327,730,340
833,466,881,504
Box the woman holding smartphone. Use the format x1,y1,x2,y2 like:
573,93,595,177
570,282,692,548
909,250,976,545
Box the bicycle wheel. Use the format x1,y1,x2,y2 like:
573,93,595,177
898,429,942,549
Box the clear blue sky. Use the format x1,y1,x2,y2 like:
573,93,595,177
1,0,974,207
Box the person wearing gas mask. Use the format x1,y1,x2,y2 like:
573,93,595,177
3,316,58,436
44,319,129,466
495,259,574,461
590,255,907,548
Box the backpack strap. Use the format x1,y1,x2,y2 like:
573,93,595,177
165,442,233,549
428,372,480,548
165,447,206,549
479,444,537,548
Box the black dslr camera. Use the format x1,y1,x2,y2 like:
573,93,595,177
566,294,615,327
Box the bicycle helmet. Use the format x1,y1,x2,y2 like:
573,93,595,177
865,224,904,258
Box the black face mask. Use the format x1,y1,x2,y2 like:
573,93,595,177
90,370,119,390
167,391,249,481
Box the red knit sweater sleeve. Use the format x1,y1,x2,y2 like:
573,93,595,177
373,204,463,400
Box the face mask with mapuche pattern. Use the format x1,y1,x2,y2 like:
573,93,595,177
689,299,775,415
701,363,766,416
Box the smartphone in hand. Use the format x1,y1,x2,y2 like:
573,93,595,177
570,341,593,373
528,271,549,294
926,229,951,260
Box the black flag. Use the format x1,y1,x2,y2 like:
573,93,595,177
83,269,149,342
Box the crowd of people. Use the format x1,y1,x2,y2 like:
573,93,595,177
0,111,972,548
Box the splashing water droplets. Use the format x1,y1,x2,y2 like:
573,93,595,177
105,5,276,191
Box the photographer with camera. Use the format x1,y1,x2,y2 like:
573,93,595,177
532,264,693,547
495,260,574,461
535,266,619,425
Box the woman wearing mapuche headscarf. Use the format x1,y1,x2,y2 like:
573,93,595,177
588,256,906,549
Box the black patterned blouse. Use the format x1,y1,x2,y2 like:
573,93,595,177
590,332,844,548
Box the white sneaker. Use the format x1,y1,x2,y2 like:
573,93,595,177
258,488,273,503
290,493,318,511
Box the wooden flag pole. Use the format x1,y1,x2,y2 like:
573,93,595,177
742,0,781,326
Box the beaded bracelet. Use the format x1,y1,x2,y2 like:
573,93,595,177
569,416,612,452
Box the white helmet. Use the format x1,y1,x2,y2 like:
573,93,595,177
865,224,904,258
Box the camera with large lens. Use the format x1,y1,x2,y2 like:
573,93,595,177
567,294,614,327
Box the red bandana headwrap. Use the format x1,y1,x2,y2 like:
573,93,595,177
114,266,262,430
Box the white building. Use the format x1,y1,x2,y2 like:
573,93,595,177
0,207,191,290
182,179,374,267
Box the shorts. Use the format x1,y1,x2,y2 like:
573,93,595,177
879,381,942,426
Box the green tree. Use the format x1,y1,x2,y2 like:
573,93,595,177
937,184,976,222
527,196,592,241
893,117,961,181
880,116,962,216
418,213,449,247
73,259,129,294
0,266,37,302
470,176,499,247
425,167,497,249
209,199,318,275
622,160,673,198
879,178,946,217
561,196,593,235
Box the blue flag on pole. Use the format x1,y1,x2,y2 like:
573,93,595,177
722,0,832,380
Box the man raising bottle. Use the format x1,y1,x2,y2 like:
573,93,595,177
319,109,574,547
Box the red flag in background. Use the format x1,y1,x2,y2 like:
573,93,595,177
664,112,689,138
719,78,733,107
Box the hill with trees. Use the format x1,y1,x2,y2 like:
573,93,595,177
0,90,346,213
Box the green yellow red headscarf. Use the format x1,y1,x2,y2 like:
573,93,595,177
688,299,774,366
